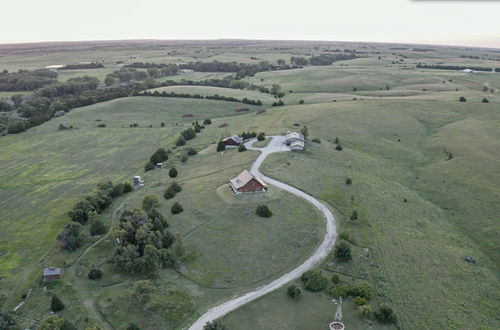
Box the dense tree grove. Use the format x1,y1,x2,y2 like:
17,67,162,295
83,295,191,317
179,60,291,78
301,270,327,291
0,69,58,91
112,208,178,274
416,63,492,72
58,63,104,70
36,76,99,98
140,90,262,106
309,53,357,65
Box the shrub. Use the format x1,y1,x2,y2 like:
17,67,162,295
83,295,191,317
350,210,359,220
169,167,178,178
346,178,352,185
238,144,246,152
161,122,165,127
171,202,183,214
331,274,340,285
142,195,159,211
358,304,373,318
123,182,133,193
334,240,352,262
301,270,327,292
286,284,302,299
299,99,304,104
176,135,186,146
337,231,351,241
203,118,212,125
312,138,321,143
180,154,188,162
163,187,176,199
51,294,65,312
203,320,226,330
335,144,343,151
257,132,265,141
459,96,466,102
170,181,182,193
354,296,368,306
349,282,373,300
88,268,103,280
97,123,106,128
144,162,154,171
374,304,397,323
482,97,489,103
216,141,226,151
126,323,141,330
328,285,350,298
256,205,272,217
90,219,106,236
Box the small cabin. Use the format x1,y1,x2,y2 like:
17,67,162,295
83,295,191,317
133,176,144,186
156,163,163,169
229,170,268,194
43,267,63,282
222,135,244,148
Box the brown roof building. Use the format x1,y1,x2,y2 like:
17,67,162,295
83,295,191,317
229,170,268,194
222,135,244,148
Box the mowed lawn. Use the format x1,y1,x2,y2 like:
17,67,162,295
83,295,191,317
223,98,500,329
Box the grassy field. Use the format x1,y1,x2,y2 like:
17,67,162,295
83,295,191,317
0,40,499,329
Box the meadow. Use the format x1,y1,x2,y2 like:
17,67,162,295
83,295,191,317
0,40,499,329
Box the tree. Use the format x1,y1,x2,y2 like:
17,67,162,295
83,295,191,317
170,181,182,193
299,99,304,104
0,313,16,329
11,94,24,108
336,144,343,151
374,304,397,323
216,140,226,152
171,202,184,214
90,219,106,236
88,268,103,280
346,178,352,185
0,100,13,112
349,282,373,300
334,137,340,145
257,132,265,141
203,320,226,330
203,118,212,125
187,147,197,156
180,154,188,162
144,162,154,171
334,240,352,262
51,294,65,312
173,232,185,258
39,315,65,330
176,135,186,146
238,144,246,152
142,195,159,211
164,187,176,199
350,210,359,220
130,280,155,305
256,205,272,217
104,76,115,86
287,284,302,299
482,97,489,103
126,324,141,330
169,167,178,178
57,221,83,250
300,126,309,138
459,96,466,102
355,296,368,306
123,182,133,193
301,270,327,292
331,274,340,285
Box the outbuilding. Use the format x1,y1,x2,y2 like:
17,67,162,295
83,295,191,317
43,267,63,282
285,131,305,150
229,170,268,194
222,135,244,148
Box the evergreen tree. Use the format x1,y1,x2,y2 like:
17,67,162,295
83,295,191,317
51,294,65,312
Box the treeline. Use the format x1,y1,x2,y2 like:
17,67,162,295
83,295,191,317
291,53,357,66
140,90,262,106
57,181,132,250
58,62,104,70
36,76,99,98
416,63,493,72
0,69,58,91
105,66,177,86
112,208,180,274
179,60,293,78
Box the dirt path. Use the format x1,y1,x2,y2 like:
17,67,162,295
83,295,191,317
188,136,338,329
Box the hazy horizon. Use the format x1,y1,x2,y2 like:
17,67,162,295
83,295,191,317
1,0,499,48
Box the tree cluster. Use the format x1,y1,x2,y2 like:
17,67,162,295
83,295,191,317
140,90,262,106
112,208,178,274
36,76,99,98
0,69,57,91
301,270,327,291
416,63,492,72
58,63,104,70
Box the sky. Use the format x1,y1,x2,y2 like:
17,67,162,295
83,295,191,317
1,0,499,47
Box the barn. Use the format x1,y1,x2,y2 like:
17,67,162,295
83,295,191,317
222,135,244,148
229,170,268,194
285,131,305,151
43,267,63,282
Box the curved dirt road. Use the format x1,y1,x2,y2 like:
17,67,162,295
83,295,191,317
188,136,338,329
